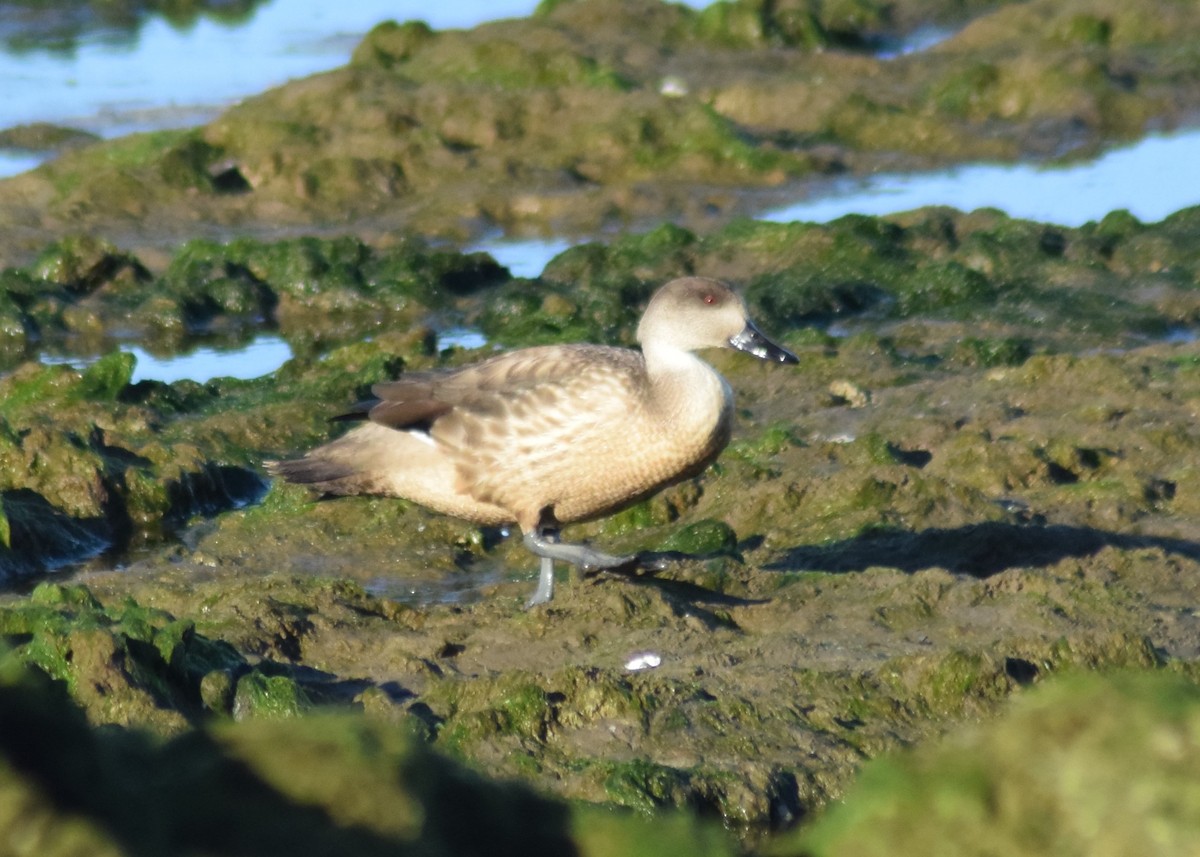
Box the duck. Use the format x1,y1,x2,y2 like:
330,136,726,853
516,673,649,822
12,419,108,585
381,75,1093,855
268,276,798,606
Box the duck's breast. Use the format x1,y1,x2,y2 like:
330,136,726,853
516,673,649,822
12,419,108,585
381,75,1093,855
433,347,732,527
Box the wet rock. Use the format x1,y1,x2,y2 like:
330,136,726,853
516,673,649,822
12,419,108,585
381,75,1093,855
232,670,312,720
0,490,111,580
10,0,1199,252
0,648,732,856
784,671,1200,857
1,199,1200,846
0,122,99,152
0,582,243,731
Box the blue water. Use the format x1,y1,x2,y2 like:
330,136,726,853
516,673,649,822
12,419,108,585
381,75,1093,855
473,237,574,279
0,150,42,176
127,336,292,384
0,1,546,144
437,328,489,352
763,127,1200,228
465,127,1200,279
6,0,1196,233
41,335,294,384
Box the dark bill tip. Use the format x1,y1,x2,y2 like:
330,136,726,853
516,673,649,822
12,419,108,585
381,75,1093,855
729,320,799,364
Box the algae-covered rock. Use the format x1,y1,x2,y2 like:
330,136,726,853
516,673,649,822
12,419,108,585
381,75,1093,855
232,670,313,720
656,519,740,557
464,207,1200,354
76,351,136,401
0,229,509,576
0,644,733,857
0,582,245,732
13,0,1200,252
0,122,99,152
785,671,1200,857
2,198,1200,846
0,233,508,357
0,357,274,578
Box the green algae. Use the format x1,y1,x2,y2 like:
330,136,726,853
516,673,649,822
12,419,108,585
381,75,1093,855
784,671,1200,857
0,582,246,731
0,121,98,152
350,20,436,69
950,335,1033,367
0,643,736,857
428,672,558,753
76,351,135,401
232,671,312,720
602,757,692,811
725,423,806,479
657,520,740,557
355,22,630,90
572,805,734,857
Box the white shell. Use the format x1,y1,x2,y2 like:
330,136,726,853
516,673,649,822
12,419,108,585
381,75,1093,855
624,652,662,671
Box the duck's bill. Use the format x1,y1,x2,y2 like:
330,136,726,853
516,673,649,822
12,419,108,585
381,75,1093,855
729,320,799,364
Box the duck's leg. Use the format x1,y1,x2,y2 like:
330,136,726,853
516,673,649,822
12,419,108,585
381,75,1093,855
526,553,557,608
523,528,670,608
524,529,635,572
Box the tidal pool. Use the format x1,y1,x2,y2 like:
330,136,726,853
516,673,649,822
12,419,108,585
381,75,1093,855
437,328,489,352
126,335,293,384
458,127,1200,279
470,236,575,279
763,127,1200,228
38,327,497,385
39,335,293,384
0,1,545,149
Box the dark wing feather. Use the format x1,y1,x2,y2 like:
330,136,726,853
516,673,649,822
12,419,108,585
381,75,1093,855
364,372,450,430
330,399,376,422
368,396,453,430
360,345,638,432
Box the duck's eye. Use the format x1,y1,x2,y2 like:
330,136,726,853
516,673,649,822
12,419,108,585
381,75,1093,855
702,293,717,305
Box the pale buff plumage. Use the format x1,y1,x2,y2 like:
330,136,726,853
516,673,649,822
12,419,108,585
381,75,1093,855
268,276,797,605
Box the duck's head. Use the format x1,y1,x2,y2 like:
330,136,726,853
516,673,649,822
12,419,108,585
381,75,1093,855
637,277,798,364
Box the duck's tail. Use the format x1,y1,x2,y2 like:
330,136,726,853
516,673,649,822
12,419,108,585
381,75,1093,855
265,422,423,498
265,426,380,496
264,455,357,494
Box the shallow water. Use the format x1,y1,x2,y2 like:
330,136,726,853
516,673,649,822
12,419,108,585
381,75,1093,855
365,565,511,606
39,334,293,384
471,236,575,279
0,150,42,176
0,1,545,150
437,328,489,352
39,326,498,386
0,0,935,178
465,127,1200,279
126,335,293,384
763,128,1200,228
874,24,954,59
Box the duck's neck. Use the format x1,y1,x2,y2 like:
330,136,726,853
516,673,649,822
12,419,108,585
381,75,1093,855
640,342,733,428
